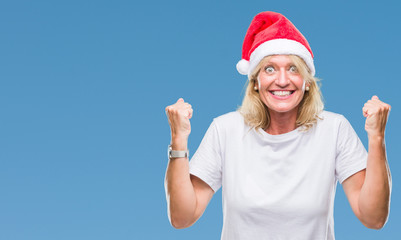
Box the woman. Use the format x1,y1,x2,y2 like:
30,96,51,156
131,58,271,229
165,12,391,239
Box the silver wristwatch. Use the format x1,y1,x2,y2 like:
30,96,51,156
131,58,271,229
168,145,189,159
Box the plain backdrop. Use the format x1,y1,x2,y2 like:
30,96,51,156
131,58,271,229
0,0,400,239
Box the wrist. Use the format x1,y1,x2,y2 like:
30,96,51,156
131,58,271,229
171,136,188,151
368,134,385,142
368,135,385,148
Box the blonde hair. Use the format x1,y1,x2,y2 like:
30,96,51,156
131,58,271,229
238,55,324,131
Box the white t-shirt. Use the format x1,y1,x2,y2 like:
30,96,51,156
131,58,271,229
189,111,367,240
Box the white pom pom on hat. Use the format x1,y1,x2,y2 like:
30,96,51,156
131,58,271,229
236,59,250,75
237,11,315,78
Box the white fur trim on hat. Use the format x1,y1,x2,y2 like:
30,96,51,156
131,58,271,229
245,39,315,78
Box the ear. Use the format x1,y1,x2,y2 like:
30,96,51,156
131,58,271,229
305,82,310,92
253,80,258,91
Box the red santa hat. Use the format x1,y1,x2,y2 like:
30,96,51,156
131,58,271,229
236,11,315,78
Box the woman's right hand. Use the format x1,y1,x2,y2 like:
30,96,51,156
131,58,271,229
165,98,193,142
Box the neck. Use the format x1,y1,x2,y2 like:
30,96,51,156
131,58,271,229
265,109,298,135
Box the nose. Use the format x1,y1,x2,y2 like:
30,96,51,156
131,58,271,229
275,69,290,87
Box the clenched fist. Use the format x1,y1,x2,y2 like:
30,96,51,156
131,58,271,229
362,96,391,138
166,98,193,142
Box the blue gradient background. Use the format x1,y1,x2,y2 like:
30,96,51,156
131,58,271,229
0,0,400,239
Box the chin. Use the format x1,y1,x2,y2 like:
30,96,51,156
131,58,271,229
268,105,299,114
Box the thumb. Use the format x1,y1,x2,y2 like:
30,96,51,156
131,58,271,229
177,98,184,103
372,95,379,100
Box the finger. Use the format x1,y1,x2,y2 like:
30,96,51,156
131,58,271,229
362,106,370,117
177,98,184,103
372,95,379,100
364,101,378,111
363,102,372,110
377,98,391,110
363,111,368,118
367,99,378,105
188,108,193,119
165,106,172,115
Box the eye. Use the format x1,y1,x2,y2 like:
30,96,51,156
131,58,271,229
289,65,298,73
265,66,275,74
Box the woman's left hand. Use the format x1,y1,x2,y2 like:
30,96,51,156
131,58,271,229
362,96,391,138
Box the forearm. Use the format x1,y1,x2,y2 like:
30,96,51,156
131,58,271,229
359,136,391,228
165,138,197,228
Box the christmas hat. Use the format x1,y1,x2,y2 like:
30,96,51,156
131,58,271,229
236,11,315,78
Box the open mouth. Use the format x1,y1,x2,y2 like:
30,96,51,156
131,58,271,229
269,90,295,97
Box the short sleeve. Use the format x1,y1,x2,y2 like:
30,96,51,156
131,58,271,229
189,120,222,192
335,116,368,184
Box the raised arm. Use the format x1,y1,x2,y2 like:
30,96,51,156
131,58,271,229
165,98,214,229
342,96,392,229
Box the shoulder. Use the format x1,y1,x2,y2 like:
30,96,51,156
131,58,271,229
214,111,244,123
319,110,345,120
317,110,348,126
212,111,247,134
314,110,361,141
308,110,351,136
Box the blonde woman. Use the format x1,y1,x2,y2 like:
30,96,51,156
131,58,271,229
165,11,391,240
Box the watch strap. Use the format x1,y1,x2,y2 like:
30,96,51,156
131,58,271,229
168,145,189,159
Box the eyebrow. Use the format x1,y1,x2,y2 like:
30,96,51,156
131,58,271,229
263,62,296,67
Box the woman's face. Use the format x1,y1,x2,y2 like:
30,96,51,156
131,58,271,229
257,55,307,115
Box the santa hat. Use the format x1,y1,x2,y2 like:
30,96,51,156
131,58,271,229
236,11,315,78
